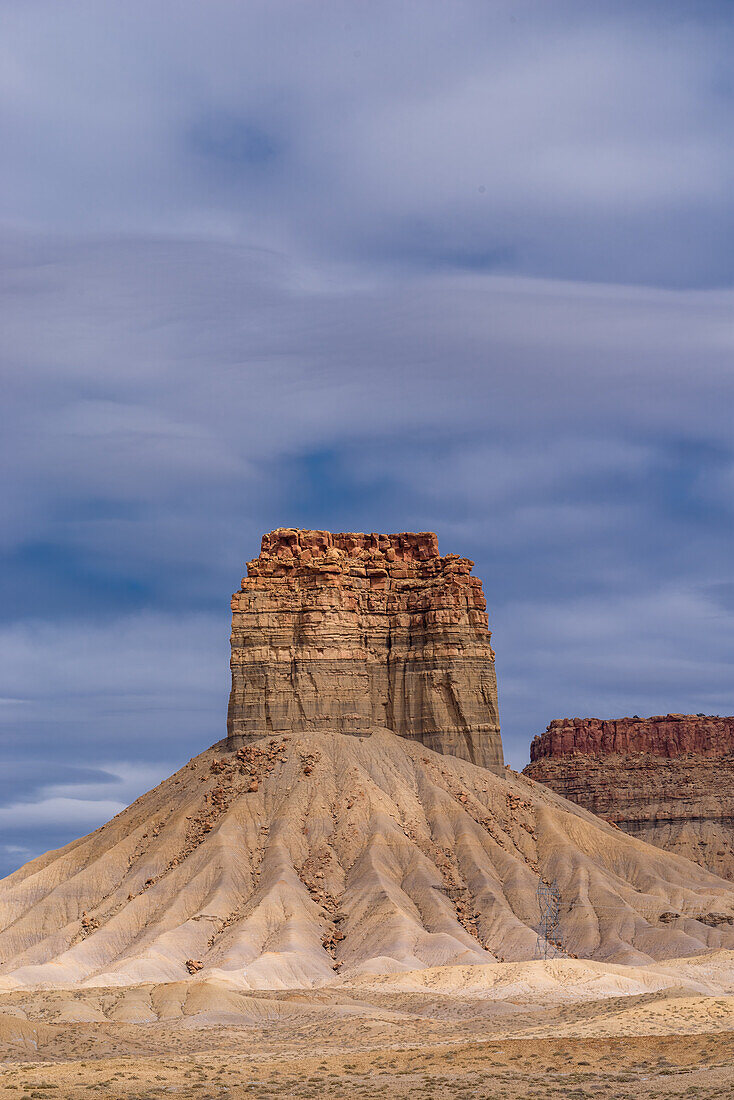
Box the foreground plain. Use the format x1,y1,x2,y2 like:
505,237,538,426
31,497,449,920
1,953,734,1097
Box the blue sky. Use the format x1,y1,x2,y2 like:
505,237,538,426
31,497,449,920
1,1,733,876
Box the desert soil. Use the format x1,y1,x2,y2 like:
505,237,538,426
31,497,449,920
1,956,733,1098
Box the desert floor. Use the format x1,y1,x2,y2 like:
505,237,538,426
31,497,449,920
1,1031,732,1099
2,956,733,1098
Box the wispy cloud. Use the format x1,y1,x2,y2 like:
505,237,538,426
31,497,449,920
0,1,732,874
0,798,127,831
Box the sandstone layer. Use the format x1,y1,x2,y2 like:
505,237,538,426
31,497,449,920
2,729,734,993
524,715,734,881
227,529,503,771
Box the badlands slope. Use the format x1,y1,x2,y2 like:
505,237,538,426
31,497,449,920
1,728,734,993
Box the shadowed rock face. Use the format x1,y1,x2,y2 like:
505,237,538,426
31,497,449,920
524,715,734,881
227,529,504,771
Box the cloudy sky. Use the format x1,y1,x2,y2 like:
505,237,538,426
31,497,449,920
1,1,733,876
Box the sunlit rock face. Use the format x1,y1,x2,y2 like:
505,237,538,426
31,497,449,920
226,529,504,771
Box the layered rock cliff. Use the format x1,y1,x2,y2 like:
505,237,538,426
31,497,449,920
524,715,734,881
529,714,734,761
227,529,504,771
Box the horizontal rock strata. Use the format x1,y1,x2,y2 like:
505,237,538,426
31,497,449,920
530,714,734,761
227,529,503,771
524,715,734,881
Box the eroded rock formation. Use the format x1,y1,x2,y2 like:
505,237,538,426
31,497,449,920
529,714,734,761
524,715,734,881
2,729,734,988
227,528,504,771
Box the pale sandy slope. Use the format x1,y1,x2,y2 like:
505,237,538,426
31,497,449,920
2,955,734,1065
345,953,734,1002
0,729,733,991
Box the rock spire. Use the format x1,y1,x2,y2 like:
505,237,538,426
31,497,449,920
227,528,504,771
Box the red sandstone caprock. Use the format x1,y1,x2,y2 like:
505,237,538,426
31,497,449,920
226,529,504,771
529,714,734,761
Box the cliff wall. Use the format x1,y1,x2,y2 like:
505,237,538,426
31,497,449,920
530,714,734,761
227,529,504,771
524,715,734,880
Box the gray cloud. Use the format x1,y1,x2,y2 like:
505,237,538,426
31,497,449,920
1,1,733,873
497,583,734,758
0,611,224,875
1,233,733,780
1,2,732,284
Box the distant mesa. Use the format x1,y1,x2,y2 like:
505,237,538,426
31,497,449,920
227,528,504,772
529,713,734,762
524,714,734,881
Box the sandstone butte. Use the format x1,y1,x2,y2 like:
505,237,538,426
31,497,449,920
227,528,504,772
2,532,734,993
524,714,734,881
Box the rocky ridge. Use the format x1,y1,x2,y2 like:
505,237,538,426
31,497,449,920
2,728,734,991
529,714,734,761
524,715,734,881
227,529,503,771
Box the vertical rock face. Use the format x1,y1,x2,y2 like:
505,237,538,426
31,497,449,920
227,529,504,771
529,714,734,761
524,715,734,881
